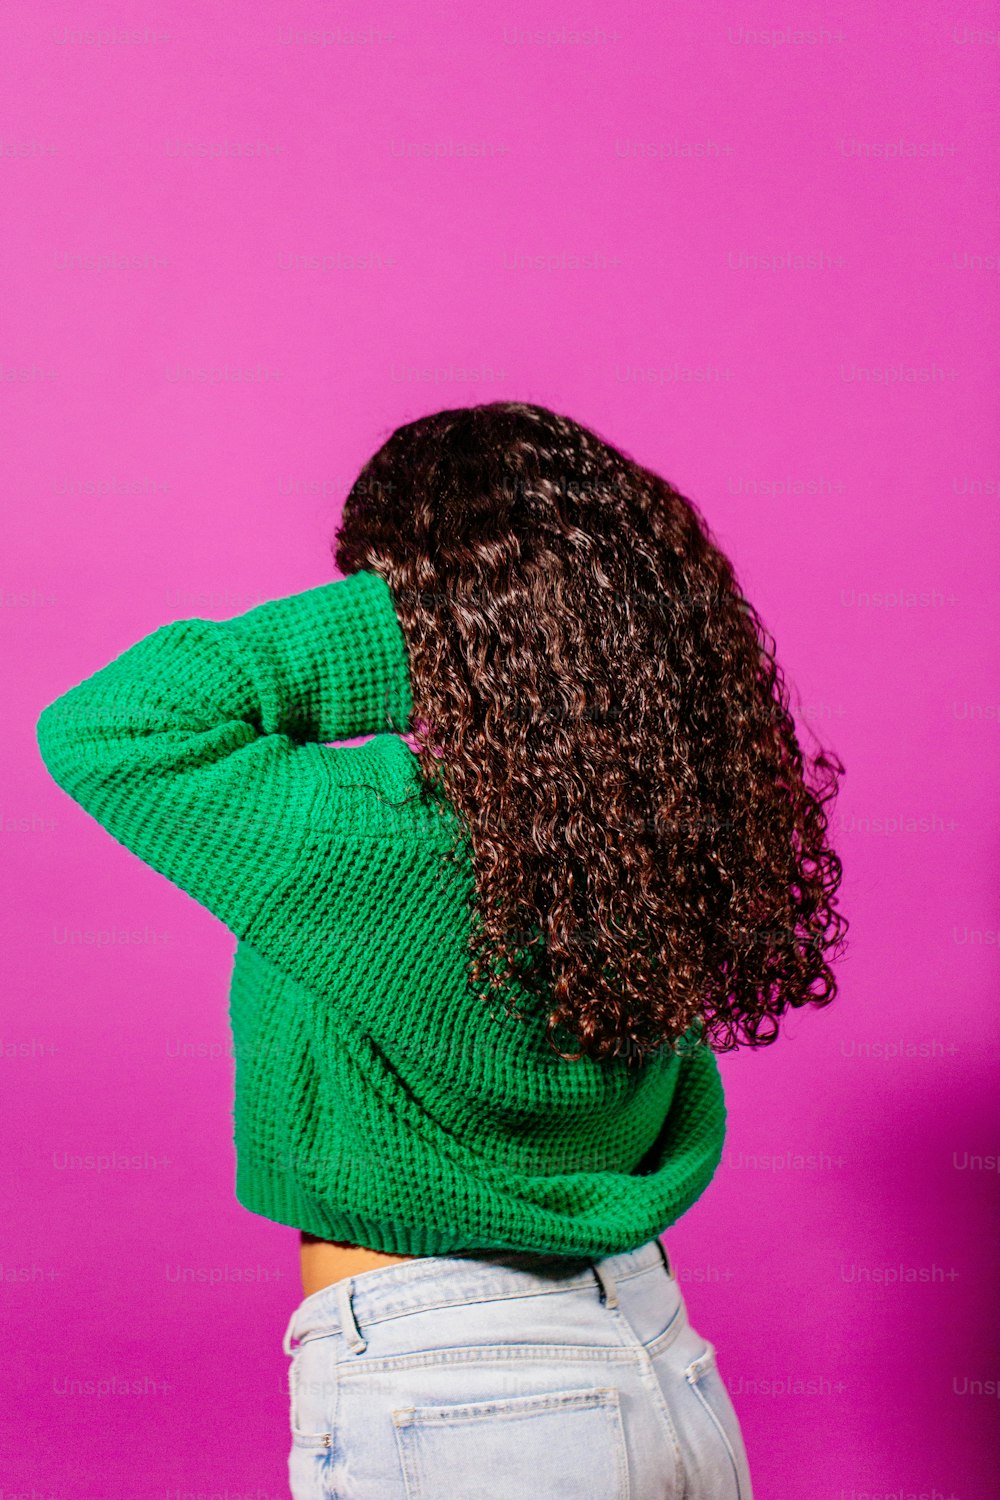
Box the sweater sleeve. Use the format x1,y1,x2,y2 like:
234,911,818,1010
34,570,415,965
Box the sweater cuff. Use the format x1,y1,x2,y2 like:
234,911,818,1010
215,569,413,743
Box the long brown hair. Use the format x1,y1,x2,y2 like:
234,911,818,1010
334,401,848,1068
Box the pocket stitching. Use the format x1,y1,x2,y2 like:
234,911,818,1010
391,1384,630,1500
391,1383,620,1426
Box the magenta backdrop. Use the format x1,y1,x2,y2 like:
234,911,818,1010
4,2,998,1496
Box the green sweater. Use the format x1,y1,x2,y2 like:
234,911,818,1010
35,569,727,1258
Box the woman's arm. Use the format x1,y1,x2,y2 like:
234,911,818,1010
35,570,416,977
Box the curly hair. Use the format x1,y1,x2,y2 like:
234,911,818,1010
333,400,848,1068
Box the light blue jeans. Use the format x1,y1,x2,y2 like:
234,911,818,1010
282,1235,754,1499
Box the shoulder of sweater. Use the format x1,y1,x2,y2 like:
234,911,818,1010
321,733,465,844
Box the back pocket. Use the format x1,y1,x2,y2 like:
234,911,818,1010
392,1384,630,1500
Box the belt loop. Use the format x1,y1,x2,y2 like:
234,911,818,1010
592,1259,618,1309
656,1237,676,1280
282,1306,300,1357
335,1276,368,1354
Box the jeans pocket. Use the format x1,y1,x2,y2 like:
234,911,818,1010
683,1340,753,1500
288,1335,337,1451
391,1385,630,1500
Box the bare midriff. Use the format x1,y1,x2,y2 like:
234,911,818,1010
298,1232,419,1298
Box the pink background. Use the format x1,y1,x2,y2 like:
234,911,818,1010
4,2,998,1495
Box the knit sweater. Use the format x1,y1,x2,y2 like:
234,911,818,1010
35,569,727,1258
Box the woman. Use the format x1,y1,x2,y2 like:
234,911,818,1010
36,401,847,1498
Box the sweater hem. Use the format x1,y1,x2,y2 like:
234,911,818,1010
236,1158,486,1257
234,1155,720,1261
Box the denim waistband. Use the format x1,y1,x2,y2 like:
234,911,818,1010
283,1236,674,1357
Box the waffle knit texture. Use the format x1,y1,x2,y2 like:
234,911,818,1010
35,569,727,1258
